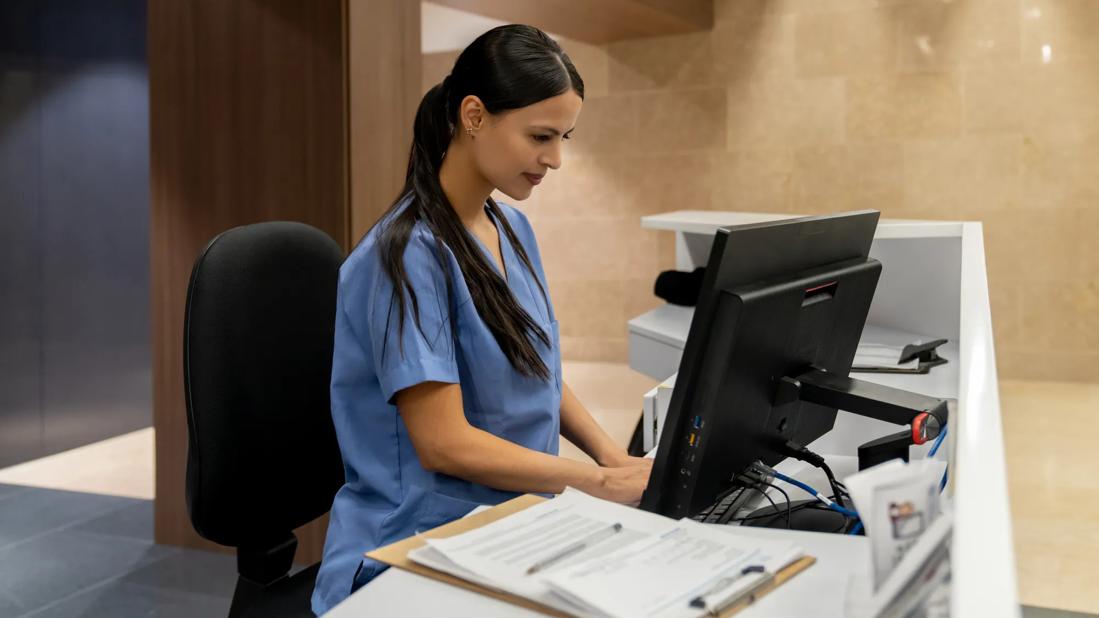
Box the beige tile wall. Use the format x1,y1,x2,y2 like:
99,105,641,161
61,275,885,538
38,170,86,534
421,0,1099,382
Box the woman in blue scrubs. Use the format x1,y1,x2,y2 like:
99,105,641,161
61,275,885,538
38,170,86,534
311,25,653,614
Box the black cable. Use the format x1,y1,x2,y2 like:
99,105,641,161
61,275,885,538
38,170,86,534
717,486,772,526
764,482,793,529
781,441,848,511
731,501,815,523
757,488,782,525
731,490,850,527
834,480,851,503
723,485,792,528
818,460,846,510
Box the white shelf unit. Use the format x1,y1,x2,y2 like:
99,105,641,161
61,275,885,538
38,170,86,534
627,210,1018,618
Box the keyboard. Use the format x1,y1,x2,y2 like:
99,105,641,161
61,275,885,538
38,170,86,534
692,487,746,524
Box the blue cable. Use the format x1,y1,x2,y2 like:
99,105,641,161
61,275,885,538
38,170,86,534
772,470,860,519
847,521,863,536
927,425,948,458
928,425,949,492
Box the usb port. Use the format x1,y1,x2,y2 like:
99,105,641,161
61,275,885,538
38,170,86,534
693,415,702,429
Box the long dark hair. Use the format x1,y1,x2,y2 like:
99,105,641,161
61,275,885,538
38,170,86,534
374,25,584,380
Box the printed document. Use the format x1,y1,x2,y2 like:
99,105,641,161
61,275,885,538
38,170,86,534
408,488,803,618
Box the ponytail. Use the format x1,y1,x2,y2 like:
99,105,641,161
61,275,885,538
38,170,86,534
371,25,584,380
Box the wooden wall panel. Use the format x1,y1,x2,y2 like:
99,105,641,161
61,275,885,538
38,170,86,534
149,0,348,561
347,0,422,241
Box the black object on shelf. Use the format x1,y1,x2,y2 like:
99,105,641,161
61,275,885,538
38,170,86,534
654,267,706,306
901,339,950,372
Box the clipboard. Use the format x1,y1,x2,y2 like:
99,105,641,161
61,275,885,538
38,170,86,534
367,494,817,617
851,337,949,375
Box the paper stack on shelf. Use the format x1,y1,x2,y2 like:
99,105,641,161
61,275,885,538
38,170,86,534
853,343,920,372
852,326,949,375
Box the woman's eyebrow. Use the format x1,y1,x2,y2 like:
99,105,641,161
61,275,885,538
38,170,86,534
531,125,576,136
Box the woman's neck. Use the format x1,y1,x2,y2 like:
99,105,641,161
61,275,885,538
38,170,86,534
438,142,494,229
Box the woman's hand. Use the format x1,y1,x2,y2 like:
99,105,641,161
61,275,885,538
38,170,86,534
585,459,653,506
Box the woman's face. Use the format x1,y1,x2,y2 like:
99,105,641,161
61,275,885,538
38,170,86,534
465,91,583,201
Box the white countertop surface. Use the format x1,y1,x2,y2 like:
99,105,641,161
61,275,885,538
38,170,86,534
641,210,965,240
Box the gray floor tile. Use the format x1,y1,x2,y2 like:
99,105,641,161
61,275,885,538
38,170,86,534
0,487,139,550
22,581,230,618
120,547,238,600
73,501,152,542
0,484,30,502
1022,606,1099,618
0,528,176,614
0,587,22,618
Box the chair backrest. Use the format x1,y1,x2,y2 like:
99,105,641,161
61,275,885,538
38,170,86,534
183,221,345,550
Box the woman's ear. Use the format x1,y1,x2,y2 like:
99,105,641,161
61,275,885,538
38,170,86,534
459,95,486,134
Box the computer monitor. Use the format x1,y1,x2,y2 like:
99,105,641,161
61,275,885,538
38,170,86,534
639,211,883,520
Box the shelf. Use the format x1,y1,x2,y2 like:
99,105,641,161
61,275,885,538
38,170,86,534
628,304,959,400
641,210,965,240
626,304,693,348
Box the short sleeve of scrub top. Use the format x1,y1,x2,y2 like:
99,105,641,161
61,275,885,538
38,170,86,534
311,197,562,615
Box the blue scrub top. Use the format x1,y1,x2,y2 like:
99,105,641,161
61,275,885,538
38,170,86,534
311,196,562,615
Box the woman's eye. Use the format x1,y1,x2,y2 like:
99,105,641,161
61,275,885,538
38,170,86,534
532,134,552,143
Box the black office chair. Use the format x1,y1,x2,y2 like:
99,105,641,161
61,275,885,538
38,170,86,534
183,222,346,617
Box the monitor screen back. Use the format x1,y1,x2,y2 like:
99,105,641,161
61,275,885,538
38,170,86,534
640,211,881,518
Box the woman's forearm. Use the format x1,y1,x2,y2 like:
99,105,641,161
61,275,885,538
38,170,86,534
396,381,606,495
396,382,650,504
430,423,606,495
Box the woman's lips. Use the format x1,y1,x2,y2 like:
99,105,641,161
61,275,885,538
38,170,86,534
523,173,544,186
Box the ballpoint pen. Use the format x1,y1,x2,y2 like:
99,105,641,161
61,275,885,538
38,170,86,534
689,564,769,615
525,522,623,575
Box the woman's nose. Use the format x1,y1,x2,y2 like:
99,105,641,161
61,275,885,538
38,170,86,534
539,143,562,170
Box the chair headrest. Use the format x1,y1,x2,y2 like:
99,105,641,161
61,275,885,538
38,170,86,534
183,221,345,547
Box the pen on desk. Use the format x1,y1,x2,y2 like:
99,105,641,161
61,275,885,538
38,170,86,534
689,564,768,615
525,522,623,575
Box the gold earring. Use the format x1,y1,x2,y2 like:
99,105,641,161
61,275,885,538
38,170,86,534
466,126,474,138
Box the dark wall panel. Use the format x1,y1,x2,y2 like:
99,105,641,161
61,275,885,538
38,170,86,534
0,68,44,467
39,65,150,454
0,0,149,468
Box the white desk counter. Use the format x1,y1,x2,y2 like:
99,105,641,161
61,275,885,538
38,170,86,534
628,211,1018,617
326,211,1017,617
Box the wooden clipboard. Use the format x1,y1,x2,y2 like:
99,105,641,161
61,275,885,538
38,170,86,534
367,493,817,617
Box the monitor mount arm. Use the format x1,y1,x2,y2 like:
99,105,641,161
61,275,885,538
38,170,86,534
776,368,948,470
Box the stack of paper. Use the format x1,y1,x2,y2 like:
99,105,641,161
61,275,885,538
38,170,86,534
408,488,804,618
843,459,948,590
852,325,948,373
852,343,919,371
642,375,677,451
